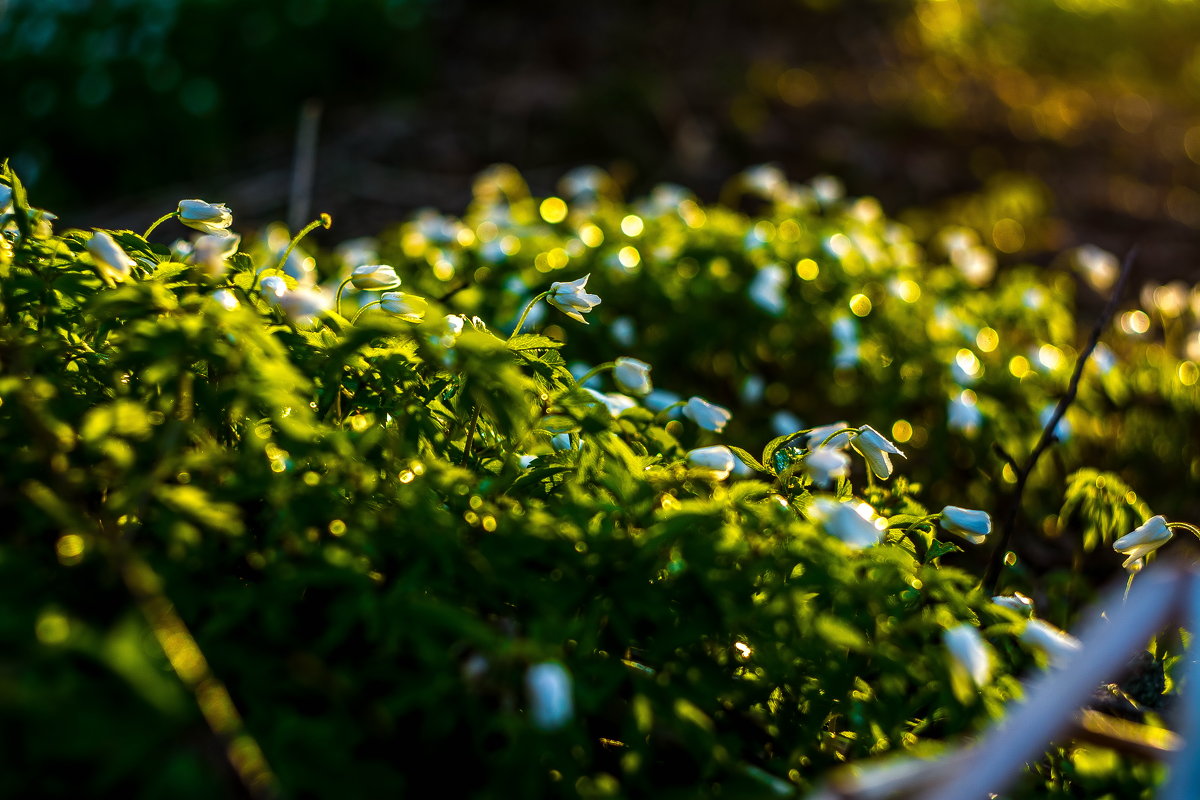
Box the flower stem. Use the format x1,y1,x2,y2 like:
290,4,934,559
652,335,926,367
653,400,686,424
275,214,331,274
508,291,549,340
1167,522,1200,540
351,300,382,324
818,427,860,449
334,277,354,318
574,362,615,388
142,211,177,240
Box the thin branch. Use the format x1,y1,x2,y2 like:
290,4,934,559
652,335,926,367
287,99,322,233
983,246,1138,593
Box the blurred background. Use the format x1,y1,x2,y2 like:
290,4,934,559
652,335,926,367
4,0,1200,284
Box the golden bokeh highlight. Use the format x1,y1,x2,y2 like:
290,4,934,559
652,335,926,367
891,419,913,443
796,259,820,280
849,293,873,317
539,197,568,224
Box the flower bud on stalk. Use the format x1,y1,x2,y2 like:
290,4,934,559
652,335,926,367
686,445,736,480
939,506,992,545
177,199,233,234
350,264,401,290
682,396,732,433
87,231,135,284
546,274,602,323
613,357,653,396
850,425,906,479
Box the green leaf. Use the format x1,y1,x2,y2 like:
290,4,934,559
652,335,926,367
729,445,768,474
506,333,564,351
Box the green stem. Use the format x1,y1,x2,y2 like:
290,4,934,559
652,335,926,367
817,426,861,449
653,400,687,424
142,211,177,240
575,362,615,388
461,405,482,465
275,214,331,274
351,300,382,324
508,291,549,340
1167,522,1200,539
334,277,354,318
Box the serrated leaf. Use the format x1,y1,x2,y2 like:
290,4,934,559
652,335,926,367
729,445,768,474
506,333,564,351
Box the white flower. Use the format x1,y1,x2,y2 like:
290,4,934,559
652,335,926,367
87,231,135,283
939,506,991,545
850,425,905,479
278,287,329,328
992,592,1034,616
805,447,849,488
1112,515,1173,569
806,422,851,450
748,264,789,315
260,275,289,306
546,274,602,323
350,264,400,290
686,445,736,479
613,357,652,396
211,288,239,311
525,662,574,731
583,388,637,418
192,231,240,277
380,291,428,323
682,396,732,433
808,497,884,549
1020,619,1082,668
944,624,992,687
177,199,233,234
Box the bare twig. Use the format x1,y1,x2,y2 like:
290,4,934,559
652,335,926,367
983,246,1138,593
287,99,322,233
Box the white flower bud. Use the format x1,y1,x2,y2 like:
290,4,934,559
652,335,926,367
808,497,884,549
86,231,135,283
939,506,992,545
612,357,653,396
380,291,428,323
192,231,240,277
177,199,233,234
944,624,992,687
850,424,906,479
1112,515,1173,569
805,447,849,488
686,445,736,479
350,264,400,290
682,396,732,433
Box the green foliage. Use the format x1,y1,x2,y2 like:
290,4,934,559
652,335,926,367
0,162,1187,797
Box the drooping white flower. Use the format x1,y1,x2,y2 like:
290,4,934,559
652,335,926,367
944,624,992,687
177,199,233,234
525,662,574,731
850,425,905,479
686,445,736,479
682,396,732,433
259,275,289,306
211,288,240,311
380,291,428,323
992,592,1035,616
192,231,240,277
805,447,849,488
583,388,637,419
613,357,652,396
278,286,330,328
546,274,602,323
1112,515,1173,569
806,422,852,450
350,264,400,290
939,506,992,545
1020,618,1082,668
808,496,884,549
87,231,135,283
748,264,789,315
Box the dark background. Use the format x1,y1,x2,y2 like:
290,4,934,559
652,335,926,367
4,0,1200,281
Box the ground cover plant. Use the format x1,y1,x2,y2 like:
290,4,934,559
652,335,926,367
0,160,1195,797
